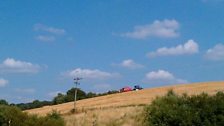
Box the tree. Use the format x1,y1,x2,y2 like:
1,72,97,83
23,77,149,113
0,99,8,105
66,88,86,102
86,92,97,98
53,93,67,105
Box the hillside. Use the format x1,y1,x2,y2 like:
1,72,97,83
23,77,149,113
26,81,224,116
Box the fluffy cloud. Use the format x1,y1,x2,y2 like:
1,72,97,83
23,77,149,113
121,19,179,39
147,39,199,58
114,59,144,69
146,70,174,80
0,78,8,87
0,58,41,73
204,44,224,61
144,70,188,84
63,68,120,80
34,23,66,35
36,35,55,42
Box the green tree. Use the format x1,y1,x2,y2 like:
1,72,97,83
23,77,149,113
53,93,67,105
0,99,8,105
143,91,224,126
86,92,97,98
66,88,86,102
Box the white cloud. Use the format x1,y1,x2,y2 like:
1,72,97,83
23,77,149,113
63,68,120,80
147,39,199,58
34,23,66,35
143,70,188,84
36,35,55,42
121,19,179,39
146,70,174,80
15,88,35,94
114,59,144,69
0,58,41,73
205,44,224,61
0,78,8,87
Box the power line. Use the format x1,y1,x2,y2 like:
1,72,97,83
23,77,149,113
73,77,82,113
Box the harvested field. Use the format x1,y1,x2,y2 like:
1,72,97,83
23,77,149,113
63,106,144,126
26,81,224,116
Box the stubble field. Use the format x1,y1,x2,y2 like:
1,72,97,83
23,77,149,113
26,81,224,126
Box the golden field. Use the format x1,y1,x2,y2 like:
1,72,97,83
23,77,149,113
63,106,144,126
25,81,224,126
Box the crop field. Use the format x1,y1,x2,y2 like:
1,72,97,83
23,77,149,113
26,81,224,125
63,106,144,126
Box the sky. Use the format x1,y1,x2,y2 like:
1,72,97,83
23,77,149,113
0,0,224,103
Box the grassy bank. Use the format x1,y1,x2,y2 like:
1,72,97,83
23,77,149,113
63,105,144,126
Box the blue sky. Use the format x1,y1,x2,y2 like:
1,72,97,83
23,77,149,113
0,0,224,103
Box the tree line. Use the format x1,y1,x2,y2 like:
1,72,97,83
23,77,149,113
0,88,119,110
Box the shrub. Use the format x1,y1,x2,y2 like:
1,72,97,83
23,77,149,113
0,105,65,126
143,90,224,126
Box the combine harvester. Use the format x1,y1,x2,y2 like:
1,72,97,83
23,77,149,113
120,85,143,92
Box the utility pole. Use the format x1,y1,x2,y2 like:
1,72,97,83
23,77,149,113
73,77,82,113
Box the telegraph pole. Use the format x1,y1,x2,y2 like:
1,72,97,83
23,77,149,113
73,77,82,112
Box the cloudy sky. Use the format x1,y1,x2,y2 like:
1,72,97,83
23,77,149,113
0,0,224,103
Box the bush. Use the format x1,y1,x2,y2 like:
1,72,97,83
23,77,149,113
0,105,65,126
0,99,8,105
143,90,224,126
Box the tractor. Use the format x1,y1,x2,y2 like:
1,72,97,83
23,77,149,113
133,85,143,91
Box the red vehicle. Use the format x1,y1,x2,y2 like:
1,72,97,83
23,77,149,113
120,86,132,92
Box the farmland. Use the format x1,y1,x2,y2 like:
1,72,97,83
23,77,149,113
26,81,224,125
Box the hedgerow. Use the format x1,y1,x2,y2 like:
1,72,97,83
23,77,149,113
143,90,224,126
0,105,65,126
